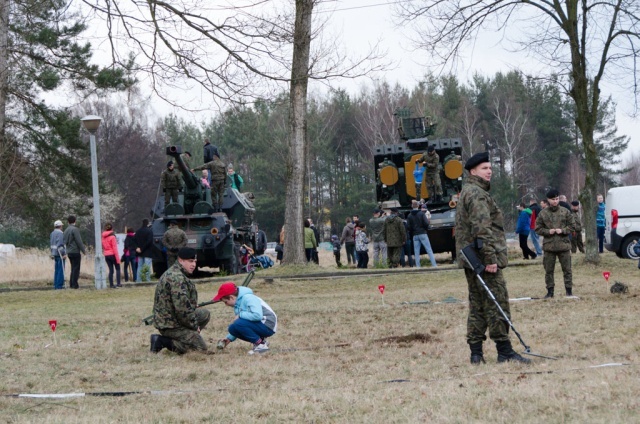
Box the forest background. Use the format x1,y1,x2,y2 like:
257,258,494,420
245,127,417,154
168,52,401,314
0,1,638,248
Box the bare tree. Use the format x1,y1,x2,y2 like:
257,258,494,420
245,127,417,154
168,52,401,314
396,0,640,264
620,152,640,186
456,97,483,157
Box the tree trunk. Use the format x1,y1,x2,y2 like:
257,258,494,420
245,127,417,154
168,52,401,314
0,0,9,148
282,0,313,265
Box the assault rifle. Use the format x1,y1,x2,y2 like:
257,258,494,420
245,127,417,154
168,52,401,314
142,271,255,326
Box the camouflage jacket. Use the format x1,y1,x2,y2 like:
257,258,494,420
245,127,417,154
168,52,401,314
571,210,583,233
535,205,574,252
368,216,387,242
153,262,199,331
161,168,183,189
455,175,508,268
162,226,188,254
384,214,406,247
193,157,226,182
420,151,440,175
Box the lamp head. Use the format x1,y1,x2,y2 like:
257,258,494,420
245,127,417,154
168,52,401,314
81,115,102,133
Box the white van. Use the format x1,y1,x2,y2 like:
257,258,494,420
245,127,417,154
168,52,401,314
604,185,640,259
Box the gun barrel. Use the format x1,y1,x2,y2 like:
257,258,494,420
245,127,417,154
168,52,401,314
166,145,199,190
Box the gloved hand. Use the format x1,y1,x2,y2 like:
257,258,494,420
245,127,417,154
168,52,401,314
217,338,231,350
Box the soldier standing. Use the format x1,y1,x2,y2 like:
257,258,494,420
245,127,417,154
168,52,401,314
455,152,530,364
161,161,183,206
150,247,210,354
420,146,442,202
535,189,575,298
369,209,387,267
570,200,585,254
192,154,227,211
384,207,406,268
162,220,188,268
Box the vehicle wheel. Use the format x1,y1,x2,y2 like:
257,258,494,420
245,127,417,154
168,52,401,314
621,235,640,259
153,261,168,278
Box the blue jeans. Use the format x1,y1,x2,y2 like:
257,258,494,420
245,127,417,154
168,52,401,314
529,230,542,255
123,255,137,282
228,318,275,344
597,227,605,253
54,256,65,289
137,257,153,282
413,234,437,267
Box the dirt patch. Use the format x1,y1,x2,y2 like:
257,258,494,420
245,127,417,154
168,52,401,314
374,333,434,345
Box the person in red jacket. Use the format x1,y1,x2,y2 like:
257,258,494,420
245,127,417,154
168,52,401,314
102,223,121,288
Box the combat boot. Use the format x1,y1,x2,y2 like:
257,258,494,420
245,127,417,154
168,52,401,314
496,340,532,364
544,288,554,299
565,288,573,296
150,334,176,353
469,342,485,365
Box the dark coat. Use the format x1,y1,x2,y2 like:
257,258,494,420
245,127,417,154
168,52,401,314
135,225,154,258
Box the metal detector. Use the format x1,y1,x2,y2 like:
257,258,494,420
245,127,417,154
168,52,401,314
460,242,557,360
57,246,67,289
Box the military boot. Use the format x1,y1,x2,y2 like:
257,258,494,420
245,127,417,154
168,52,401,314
496,340,532,364
544,288,554,299
565,288,573,296
469,342,485,365
150,335,177,353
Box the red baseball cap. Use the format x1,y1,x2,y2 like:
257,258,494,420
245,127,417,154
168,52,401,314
213,282,238,301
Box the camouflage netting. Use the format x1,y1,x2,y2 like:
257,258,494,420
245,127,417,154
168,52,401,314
610,281,629,294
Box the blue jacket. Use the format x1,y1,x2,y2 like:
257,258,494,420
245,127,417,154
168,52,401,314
516,209,532,235
413,166,424,184
596,202,606,228
226,286,277,341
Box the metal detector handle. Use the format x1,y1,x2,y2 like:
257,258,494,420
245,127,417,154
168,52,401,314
460,241,485,274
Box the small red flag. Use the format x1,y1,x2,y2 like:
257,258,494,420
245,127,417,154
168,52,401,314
603,271,611,282
378,285,385,295
49,320,57,332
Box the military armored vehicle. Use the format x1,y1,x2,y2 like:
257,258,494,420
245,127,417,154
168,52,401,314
150,146,257,277
375,108,464,259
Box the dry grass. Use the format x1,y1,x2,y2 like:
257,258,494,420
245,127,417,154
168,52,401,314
1,250,639,423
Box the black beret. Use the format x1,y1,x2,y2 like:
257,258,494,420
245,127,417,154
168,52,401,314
390,207,399,213
427,145,435,152
167,160,174,167
464,152,490,171
546,189,560,199
178,247,197,260
169,220,178,225
373,208,382,214
571,200,580,206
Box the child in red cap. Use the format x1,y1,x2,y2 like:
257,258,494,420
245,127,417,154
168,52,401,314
214,282,277,354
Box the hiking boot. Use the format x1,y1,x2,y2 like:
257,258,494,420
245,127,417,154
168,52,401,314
150,334,162,353
566,288,573,296
470,354,486,364
544,288,554,299
248,342,270,355
497,351,532,364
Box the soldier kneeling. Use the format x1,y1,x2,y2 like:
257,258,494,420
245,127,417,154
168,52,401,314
150,247,210,354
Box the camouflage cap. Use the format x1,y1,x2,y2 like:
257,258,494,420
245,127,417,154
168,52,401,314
178,247,197,260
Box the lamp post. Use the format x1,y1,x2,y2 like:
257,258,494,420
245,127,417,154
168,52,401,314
81,115,106,290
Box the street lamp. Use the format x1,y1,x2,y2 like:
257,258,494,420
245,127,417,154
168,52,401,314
81,115,106,290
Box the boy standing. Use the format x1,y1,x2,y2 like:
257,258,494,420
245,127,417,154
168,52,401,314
215,282,277,354
355,222,370,268
331,235,342,267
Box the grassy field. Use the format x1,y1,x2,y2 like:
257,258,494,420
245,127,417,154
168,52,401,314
1,249,639,423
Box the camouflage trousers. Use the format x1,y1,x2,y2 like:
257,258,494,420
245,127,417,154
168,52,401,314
543,250,572,290
571,232,584,253
426,172,442,197
211,180,225,211
164,188,179,205
387,246,402,268
159,309,211,354
465,268,511,344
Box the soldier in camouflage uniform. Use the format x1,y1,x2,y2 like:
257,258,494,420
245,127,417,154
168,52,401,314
455,152,530,364
535,189,575,298
150,247,210,354
161,161,183,206
162,220,188,268
420,146,442,202
193,154,227,211
384,208,406,268
570,200,585,254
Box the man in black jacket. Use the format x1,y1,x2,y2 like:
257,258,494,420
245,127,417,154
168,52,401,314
135,218,154,282
406,200,437,267
203,138,220,185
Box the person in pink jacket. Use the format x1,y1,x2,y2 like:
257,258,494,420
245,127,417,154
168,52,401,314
102,223,121,288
